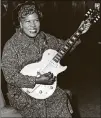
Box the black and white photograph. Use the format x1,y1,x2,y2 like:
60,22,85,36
1,0,100,118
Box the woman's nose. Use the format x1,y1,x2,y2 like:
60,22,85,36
30,21,36,26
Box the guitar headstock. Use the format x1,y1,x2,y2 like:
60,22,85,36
84,8,100,24
78,8,100,33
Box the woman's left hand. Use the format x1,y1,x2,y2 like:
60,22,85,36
79,20,91,34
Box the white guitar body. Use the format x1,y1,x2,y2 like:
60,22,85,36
21,49,67,99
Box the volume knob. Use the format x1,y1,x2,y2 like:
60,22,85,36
50,86,53,89
39,90,42,94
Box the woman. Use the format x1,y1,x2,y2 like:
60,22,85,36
1,2,90,118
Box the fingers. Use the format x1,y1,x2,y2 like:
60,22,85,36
37,71,42,77
79,21,84,27
82,22,91,34
45,72,55,80
44,72,56,79
45,72,56,85
79,20,91,34
44,72,51,76
49,76,56,84
85,22,91,28
45,72,53,77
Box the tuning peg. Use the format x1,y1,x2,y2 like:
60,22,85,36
96,18,99,21
89,9,92,11
85,14,89,16
96,16,100,19
94,20,97,23
87,11,90,14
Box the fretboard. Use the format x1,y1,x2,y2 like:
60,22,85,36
53,26,84,63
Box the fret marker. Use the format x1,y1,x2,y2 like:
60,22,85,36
68,40,73,44
76,32,80,36
64,46,68,49
72,37,76,40
87,11,90,14
60,50,65,54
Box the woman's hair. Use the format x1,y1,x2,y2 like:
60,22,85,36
18,2,43,21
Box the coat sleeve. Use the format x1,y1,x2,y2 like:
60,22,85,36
1,41,37,88
45,33,65,51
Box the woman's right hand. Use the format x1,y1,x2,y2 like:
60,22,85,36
35,72,56,85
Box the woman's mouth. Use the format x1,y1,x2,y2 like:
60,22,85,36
29,30,37,33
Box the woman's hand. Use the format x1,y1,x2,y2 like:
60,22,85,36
79,20,91,34
35,72,56,85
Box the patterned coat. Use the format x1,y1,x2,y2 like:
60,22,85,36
2,29,73,118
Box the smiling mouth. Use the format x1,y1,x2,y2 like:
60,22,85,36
29,30,37,33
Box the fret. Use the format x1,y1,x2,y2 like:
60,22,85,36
57,52,63,57
55,54,60,59
60,50,65,54
56,53,62,59
76,31,80,36
53,57,59,63
53,52,63,63
71,36,77,42
62,47,68,53
67,39,73,45
65,43,70,48
64,45,69,50
72,36,77,40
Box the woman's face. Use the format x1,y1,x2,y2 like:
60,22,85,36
20,13,40,38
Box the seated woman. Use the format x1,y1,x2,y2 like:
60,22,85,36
1,1,90,118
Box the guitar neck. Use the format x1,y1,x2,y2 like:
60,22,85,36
53,26,84,63
52,8,100,63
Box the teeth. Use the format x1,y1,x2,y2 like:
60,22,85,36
29,30,36,33
30,30,36,32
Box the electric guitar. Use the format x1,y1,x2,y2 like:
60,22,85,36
21,9,100,99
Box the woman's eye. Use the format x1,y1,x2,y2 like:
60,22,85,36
26,21,30,23
35,19,39,22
